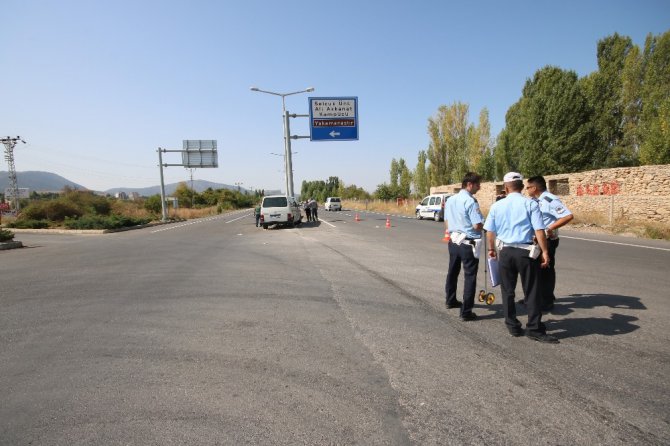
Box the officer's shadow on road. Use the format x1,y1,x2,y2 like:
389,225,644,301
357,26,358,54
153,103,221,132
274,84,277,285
300,220,322,229
545,293,645,339
479,293,644,340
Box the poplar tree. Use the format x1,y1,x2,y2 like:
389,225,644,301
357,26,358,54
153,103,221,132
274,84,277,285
413,150,429,197
639,31,670,164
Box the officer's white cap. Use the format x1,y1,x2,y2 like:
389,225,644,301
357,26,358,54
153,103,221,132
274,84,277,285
503,172,523,182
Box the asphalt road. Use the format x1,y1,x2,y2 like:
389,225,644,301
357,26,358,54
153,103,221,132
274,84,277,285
1,209,669,445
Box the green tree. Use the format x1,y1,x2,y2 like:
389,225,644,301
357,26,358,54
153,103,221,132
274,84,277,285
639,31,670,164
173,182,195,208
427,102,471,186
501,66,597,176
398,158,412,198
413,150,429,197
620,44,644,165
389,159,400,189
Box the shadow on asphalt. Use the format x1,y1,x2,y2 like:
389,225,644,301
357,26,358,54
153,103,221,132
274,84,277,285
476,293,644,339
545,293,644,339
299,221,322,229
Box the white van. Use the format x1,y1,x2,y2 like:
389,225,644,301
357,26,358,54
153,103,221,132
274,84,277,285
260,195,302,229
324,197,342,211
415,193,453,221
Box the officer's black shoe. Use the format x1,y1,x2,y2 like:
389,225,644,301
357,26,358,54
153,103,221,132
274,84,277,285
508,326,524,337
526,331,559,344
445,301,462,309
541,303,555,313
460,312,478,322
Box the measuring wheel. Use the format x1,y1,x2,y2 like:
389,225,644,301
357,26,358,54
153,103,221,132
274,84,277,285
478,290,486,302
485,292,495,305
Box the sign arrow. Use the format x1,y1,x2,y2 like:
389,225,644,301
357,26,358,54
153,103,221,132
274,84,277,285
329,130,340,138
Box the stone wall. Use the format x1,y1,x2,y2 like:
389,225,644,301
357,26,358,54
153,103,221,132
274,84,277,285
431,165,670,224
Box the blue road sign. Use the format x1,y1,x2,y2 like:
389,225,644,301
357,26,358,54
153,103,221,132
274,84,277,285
309,97,358,141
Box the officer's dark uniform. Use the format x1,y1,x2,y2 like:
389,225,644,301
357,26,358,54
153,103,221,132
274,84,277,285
535,191,572,309
484,185,548,337
444,189,483,319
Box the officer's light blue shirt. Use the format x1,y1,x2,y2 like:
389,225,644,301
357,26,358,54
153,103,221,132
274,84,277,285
483,192,545,243
445,189,483,239
537,191,572,227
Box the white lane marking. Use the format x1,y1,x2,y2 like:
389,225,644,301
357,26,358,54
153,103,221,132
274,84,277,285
150,213,240,233
561,235,670,252
320,219,337,228
225,213,252,224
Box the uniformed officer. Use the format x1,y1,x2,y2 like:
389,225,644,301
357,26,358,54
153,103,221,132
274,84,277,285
526,176,574,311
484,172,558,343
444,172,484,321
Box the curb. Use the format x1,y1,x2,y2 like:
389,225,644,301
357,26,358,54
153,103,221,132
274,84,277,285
0,241,23,250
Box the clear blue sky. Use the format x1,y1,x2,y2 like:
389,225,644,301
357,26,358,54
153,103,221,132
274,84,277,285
2,0,668,194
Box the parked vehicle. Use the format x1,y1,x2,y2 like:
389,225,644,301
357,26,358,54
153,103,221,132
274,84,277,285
324,197,342,211
415,193,453,221
260,195,302,229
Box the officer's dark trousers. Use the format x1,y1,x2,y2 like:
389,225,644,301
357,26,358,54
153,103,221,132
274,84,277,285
499,247,543,333
445,241,479,316
539,238,559,306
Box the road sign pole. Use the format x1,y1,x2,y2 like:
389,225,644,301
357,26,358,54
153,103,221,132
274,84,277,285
285,110,295,197
158,148,168,222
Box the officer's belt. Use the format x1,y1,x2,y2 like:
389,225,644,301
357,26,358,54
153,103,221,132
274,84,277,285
499,241,533,250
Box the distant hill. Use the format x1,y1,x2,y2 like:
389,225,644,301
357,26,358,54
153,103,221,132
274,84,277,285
0,171,279,196
105,180,251,196
0,171,87,192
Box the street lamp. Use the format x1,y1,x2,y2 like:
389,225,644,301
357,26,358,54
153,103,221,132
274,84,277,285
250,86,314,197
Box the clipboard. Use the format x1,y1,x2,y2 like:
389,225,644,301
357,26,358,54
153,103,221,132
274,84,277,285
488,257,500,287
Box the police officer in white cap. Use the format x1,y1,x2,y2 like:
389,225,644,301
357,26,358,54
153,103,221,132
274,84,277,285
484,172,558,343
526,175,574,311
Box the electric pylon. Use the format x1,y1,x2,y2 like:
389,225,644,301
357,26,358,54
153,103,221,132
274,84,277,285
1,136,26,213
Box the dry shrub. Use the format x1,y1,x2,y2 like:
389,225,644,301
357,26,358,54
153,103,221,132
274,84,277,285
111,200,153,219
572,210,611,227
172,206,219,219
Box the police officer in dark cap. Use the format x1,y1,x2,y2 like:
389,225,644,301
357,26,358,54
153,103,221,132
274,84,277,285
526,175,574,311
484,172,558,343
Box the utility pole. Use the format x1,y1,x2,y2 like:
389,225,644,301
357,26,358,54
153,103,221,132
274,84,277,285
189,168,195,208
1,136,26,213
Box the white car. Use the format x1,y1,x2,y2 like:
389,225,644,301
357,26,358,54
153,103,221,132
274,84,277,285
415,193,452,221
324,197,342,211
260,195,302,229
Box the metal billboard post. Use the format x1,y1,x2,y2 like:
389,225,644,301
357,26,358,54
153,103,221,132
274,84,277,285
157,148,168,222
156,140,217,222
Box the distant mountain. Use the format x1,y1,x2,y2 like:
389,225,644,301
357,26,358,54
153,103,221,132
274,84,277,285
1,171,279,197
0,171,87,192
105,180,250,196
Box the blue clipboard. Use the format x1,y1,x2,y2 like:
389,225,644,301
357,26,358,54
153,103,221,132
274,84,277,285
488,257,500,287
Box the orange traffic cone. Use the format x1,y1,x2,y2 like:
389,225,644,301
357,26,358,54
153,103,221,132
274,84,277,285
355,213,360,222
385,216,391,228
442,229,451,243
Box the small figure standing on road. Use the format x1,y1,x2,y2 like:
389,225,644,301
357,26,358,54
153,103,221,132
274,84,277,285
526,175,574,311
254,203,261,227
304,200,312,222
443,172,484,321
484,172,557,343
309,198,319,221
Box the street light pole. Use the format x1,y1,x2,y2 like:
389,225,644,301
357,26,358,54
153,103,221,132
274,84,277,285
250,86,314,197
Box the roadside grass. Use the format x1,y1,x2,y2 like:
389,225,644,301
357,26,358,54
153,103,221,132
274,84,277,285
344,200,419,217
